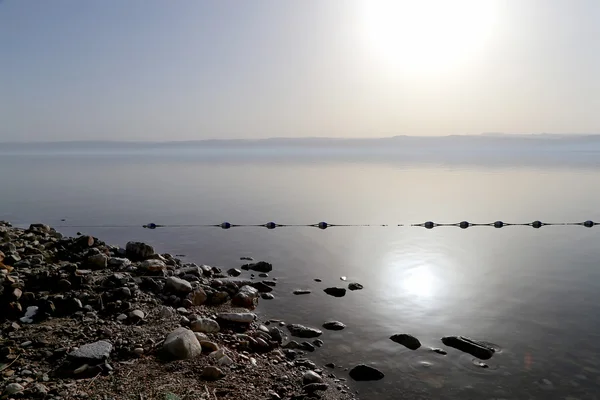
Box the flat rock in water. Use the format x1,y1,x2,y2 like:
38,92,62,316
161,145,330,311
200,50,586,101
287,324,323,338
349,364,385,381
162,327,202,360
251,281,273,293
348,282,364,290
441,336,495,360
68,340,112,362
242,261,273,273
322,321,346,331
261,293,274,300
324,287,346,297
390,334,421,350
293,289,311,295
227,268,242,277
217,312,256,324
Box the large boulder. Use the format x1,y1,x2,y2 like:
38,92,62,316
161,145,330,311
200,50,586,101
125,241,155,261
390,334,421,350
231,285,259,309
163,327,202,359
349,364,385,381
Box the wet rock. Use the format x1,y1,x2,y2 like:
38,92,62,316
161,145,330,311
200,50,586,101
242,261,273,273
208,291,229,305
227,268,242,277
349,364,385,381
303,370,323,385
430,347,447,355
125,241,155,261
200,366,225,380
187,288,208,306
258,273,268,277
165,276,193,294
68,340,112,362
314,278,322,282
231,285,259,308
218,312,256,324
190,318,220,333
162,327,202,360
240,256,253,261
323,321,346,331
441,336,495,360
251,281,273,293
313,339,324,347
287,324,322,338
293,289,311,295
300,341,315,351
86,253,108,269
261,293,274,300
141,259,167,274
390,334,421,350
324,287,346,297
348,282,364,290
269,327,284,343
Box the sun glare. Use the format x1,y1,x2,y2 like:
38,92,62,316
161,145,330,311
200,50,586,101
359,0,500,75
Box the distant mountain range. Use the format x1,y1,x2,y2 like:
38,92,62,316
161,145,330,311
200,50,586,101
2,134,600,150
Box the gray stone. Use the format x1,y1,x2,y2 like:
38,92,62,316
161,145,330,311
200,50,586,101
324,287,346,297
165,276,193,294
141,259,167,273
163,327,202,360
227,268,242,277
129,309,145,321
441,336,495,360
323,321,346,331
231,285,259,308
108,257,131,268
68,340,112,362
293,289,311,295
261,293,274,300
200,366,225,381
303,370,323,385
5,383,24,395
190,318,220,333
287,324,322,338
125,241,155,261
390,334,421,350
87,254,108,269
217,312,256,324
348,282,364,290
187,288,208,306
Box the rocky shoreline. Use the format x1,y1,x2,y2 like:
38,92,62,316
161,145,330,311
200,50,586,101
0,221,361,400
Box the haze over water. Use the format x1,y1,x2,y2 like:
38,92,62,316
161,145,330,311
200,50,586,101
1,140,600,399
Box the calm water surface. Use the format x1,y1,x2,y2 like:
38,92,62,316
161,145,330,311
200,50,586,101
1,150,600,399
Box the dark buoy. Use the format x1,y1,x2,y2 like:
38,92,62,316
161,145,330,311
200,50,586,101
494,221,504,228
531,221,543,229
221,222,231,229
459,221,470,229
146,223,157,229
318,221,328,229
583,220,595,228
424,221,435,229
266,222,276,229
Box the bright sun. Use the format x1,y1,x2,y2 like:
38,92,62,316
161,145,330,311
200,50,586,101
359,0,500,75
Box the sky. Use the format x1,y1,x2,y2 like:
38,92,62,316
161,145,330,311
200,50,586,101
1,0,599,141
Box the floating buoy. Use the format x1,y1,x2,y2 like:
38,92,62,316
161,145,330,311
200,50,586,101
494,221,504,228
583,220,595,228
265,222,277,229
221,222,231,229
531,221,543,229
424,221,435,229
459,221,470,229
318,222,328,229
145,223,157,230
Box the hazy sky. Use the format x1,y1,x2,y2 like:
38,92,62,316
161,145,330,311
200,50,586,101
1,0,599,141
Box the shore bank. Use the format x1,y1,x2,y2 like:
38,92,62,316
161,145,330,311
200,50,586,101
0,221,359,400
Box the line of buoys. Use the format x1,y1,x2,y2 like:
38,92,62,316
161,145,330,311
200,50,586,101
63,220,597,230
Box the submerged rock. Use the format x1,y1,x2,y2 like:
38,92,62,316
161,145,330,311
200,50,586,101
348,282,364,290
293,289,311,295
242,261,273,273
349,364,385,381
323,321,346,331
287,324,322,338
441,336,495,360
390,334,421,350
324,287,346,297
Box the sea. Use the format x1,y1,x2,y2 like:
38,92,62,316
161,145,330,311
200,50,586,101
1,140,600,399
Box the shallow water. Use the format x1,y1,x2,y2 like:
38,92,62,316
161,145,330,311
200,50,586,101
1,150,600,399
